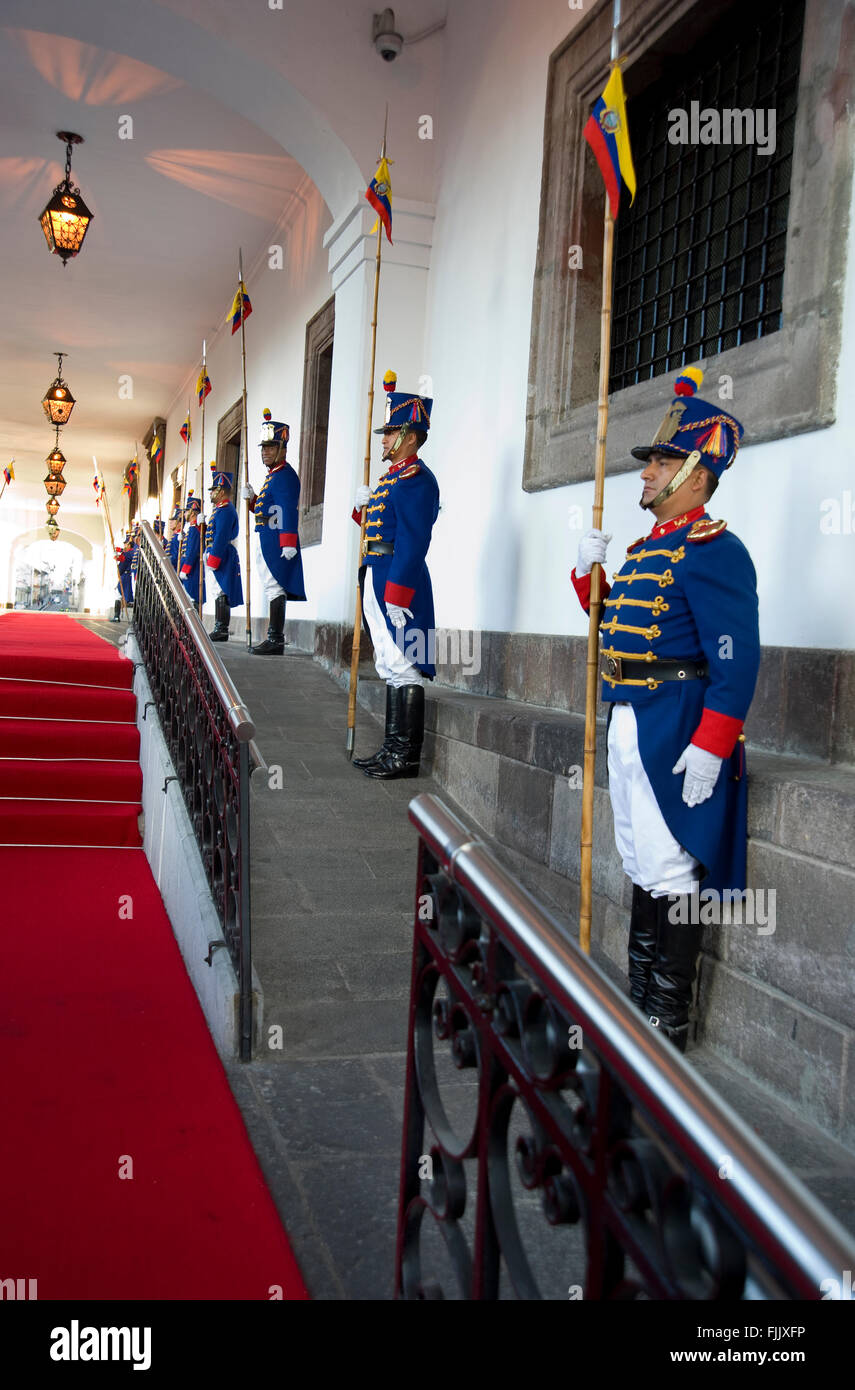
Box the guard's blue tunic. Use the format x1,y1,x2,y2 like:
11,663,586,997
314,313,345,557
358,456,440,678
205,501,243,606
179,524,206,604
168,534,181,570
254,462,306,600
574,508,760,893
117,551,134,602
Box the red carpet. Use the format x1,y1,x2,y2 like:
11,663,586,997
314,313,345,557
0,613,141,846
0,616,307,1299
0,849,307,1300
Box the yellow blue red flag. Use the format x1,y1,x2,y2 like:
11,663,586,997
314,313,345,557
365,156,393,244
151,433,163,467
584,65,636,219
3,461,14,485
179,415,191,445
197,371,212,407
229,282,252,335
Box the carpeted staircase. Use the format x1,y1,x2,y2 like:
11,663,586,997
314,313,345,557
0,613,142,848
0,613,307,1299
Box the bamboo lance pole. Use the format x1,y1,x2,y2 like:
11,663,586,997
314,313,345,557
94,457,128,620
345,220,383,757
238,248,253,649
177,398,192,574
579,203,616,955
346,110,388,757
197,339,207,619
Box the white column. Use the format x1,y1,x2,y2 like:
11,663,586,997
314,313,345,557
317,196,435,624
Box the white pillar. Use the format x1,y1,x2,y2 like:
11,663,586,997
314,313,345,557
317,196,435,624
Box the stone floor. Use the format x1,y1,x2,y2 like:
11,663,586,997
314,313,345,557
184,633,855,1300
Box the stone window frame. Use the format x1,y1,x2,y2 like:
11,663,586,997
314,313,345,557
298,294,336,547
524,0,853,492
142,417,166,505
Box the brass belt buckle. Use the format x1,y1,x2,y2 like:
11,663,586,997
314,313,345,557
603,654,623,681
360,535,368,559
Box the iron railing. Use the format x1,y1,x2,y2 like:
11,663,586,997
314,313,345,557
132,522,256,1061
396,793,855,1300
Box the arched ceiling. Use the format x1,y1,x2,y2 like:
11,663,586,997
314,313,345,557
0,0,445,535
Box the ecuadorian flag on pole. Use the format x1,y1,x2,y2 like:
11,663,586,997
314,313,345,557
584,65,636,220
197,371,212,407
151,433,164,467
229,281,252,334
365,156,393,244
180,415,191,445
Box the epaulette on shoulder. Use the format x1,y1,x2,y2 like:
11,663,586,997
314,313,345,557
626,535,646,553
399,462,421,479
688,518,728,544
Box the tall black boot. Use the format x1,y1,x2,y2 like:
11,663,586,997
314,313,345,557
627,884,659,1011
353,685,401,769
252,595,285,655
364,684,424,780
111,599,121,623
645,894,703,1053
210,594,230,642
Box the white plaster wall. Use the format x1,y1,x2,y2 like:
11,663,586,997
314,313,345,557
162,183,334,621
419,0,855,651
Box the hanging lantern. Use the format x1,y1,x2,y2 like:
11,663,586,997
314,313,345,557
46,517,60,540
46,499,60,517
38,133,94,267
41,352,76,424
44,472,67,497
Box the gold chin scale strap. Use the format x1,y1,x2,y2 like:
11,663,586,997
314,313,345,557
641,450,702,510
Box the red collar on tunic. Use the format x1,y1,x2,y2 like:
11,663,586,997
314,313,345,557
385,454,419,475
649,505,706,540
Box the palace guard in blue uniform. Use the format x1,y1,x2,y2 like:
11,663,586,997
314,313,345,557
167,505,183,570
572,368,760,1050
112,535,134,621
179,492,206,606
242,409,306,655
205,466,243,642
350,372,440,780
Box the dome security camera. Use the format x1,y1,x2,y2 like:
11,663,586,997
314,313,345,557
373,9,403,61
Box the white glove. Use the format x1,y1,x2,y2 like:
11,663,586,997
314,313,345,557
355,484,371,509
576,528,612,576
281,546,297,560
386,603,413,628
241,485,254,501
672,743,724,807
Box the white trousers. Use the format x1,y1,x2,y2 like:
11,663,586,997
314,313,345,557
607,702,700,897
253,533,285,603
362,567,423,688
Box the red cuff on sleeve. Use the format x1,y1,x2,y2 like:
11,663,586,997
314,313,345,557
180,565,191,576
279,533,297,547
206,555,220,570
352,507,362,524
570,566,611,611
692,708,744,758
384,581,415,608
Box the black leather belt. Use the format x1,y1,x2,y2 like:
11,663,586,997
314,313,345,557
363,540,394,556
602,655,708,682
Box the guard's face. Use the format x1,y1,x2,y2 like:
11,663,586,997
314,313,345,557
640,451,685,506
210,486,226,504
261,442,282,469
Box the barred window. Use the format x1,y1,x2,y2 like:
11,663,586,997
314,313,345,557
610,0,806,392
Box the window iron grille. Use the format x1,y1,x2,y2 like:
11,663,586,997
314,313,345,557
609,0,806,392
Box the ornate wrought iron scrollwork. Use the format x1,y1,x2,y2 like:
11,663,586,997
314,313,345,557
130,524,255,1061
396,794,855,1301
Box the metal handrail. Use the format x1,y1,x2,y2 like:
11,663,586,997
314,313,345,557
130,522,256,1060
138,523,255,742
398,792,855,1300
